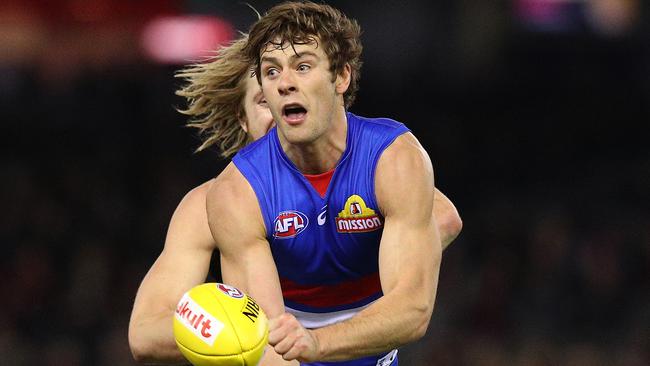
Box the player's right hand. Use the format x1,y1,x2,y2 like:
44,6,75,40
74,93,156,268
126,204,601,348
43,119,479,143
268,313,320,363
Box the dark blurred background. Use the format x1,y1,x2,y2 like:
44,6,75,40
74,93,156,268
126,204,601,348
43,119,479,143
1,0,649,365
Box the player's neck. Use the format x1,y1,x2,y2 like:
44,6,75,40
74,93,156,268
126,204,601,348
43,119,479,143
281,108,347,175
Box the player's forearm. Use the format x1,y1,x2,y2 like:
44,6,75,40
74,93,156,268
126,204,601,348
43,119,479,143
311,286,436,361
129,313,187,364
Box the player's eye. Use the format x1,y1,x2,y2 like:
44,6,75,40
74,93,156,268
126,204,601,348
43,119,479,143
265,68,279,78
297,64,310,72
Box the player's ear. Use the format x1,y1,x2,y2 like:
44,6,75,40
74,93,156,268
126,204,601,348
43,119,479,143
238,112,249,133
335,63,351,95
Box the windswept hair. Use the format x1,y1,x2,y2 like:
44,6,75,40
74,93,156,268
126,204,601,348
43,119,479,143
244,1,363,108
176,37,253,158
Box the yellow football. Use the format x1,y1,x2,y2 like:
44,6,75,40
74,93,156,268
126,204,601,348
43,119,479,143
173,283,268,366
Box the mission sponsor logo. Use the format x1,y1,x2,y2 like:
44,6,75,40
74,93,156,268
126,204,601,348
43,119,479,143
336,195,383,233
274,210,309,238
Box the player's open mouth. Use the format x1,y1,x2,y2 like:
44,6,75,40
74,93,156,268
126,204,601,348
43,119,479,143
282,103,307,125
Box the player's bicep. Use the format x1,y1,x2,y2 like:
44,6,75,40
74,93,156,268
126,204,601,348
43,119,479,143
135,243,212,313
132,185,215,319
376,133,441,296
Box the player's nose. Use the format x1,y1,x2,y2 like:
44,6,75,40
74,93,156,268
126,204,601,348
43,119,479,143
277,71,298,96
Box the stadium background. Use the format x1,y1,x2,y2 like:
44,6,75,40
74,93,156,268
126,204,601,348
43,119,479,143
1,0,648,365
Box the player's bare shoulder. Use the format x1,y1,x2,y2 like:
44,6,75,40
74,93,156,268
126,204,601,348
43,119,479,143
206,162,266,246
376,132,435,215
206,163,257,212
175,180,212,217
377,132,434,185
165,180,215,252
380,132,432,170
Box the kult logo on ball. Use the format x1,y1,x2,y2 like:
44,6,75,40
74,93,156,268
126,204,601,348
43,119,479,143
274,210,309,238
175,293,224,346
217,283,244,298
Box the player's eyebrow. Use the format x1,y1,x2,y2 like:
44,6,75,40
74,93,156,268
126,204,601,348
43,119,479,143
260,55,280,66
293,51,319,60
261,51,320,66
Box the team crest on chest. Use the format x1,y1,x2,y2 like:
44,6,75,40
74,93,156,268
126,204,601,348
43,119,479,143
336,195,383,233
274,210,309,238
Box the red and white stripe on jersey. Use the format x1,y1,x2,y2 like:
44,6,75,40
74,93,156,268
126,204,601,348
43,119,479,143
280,272,382,311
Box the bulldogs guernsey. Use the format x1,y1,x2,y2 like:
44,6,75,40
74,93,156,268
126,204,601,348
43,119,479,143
233,112,409,366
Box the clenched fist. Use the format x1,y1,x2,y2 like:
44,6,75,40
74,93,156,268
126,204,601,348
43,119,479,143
268,313,320,362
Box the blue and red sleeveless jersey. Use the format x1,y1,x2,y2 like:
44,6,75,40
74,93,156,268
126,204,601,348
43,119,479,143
233,112,409,366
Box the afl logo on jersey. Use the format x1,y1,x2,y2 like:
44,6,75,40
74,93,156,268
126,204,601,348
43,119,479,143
274,210,309,239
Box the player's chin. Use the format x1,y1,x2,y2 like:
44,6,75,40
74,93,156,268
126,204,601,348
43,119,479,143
279,127,317,145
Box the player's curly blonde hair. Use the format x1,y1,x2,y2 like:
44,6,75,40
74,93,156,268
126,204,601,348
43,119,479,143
176,37,253,158
244,1,363,108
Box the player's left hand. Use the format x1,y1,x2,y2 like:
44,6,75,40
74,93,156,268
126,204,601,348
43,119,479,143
268,313,320,362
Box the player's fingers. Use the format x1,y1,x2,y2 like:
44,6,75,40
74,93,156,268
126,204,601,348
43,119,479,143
284,330,316,361
268,326,285,346
269,312,293,331
272,331,297,355
268,314,293,345
282,340,306,361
